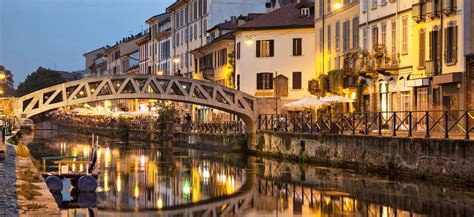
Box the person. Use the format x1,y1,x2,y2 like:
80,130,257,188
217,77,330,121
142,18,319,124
184,113,192,131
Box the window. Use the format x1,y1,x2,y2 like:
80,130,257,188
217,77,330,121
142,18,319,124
429,28,441,66
301,8,310,17
218,49,227,67
203,0,207,14
371,0,377,9
363,28,368,50
327,24,332,53
237,74,240,90
402,16,408,54
391,20,397,62
372,26,379,48
236,42,241,59
362,0,367,12
319,0,323,17
326,0,331,13
292,72,302,89
257,73,273,90
194,1,198,20
445,23,458,64
199,0,203,17
419,28,426,68
352,17,359,48
343,21,350,51
194,24,197,39
293,38,302,56
256,40,274,57
335,22,340,51
381,22,387,47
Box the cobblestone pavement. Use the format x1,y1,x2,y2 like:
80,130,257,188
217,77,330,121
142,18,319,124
0,144,18,216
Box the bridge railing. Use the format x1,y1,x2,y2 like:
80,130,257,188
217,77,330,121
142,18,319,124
258,110,474,140
182,121,246,134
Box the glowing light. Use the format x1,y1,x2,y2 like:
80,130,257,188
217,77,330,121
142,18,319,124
91,88,95,93
333,2,343,10
79,91,85,96
0,74,6,80
116,174,122,192
245,36,253,45
351,92,357,100
104,171,109,192
140,155,146,169
183,179,191,195
173,58,181,64
105,147,111,168
203,168,210,179
134,184,139,198
79,164,84,172
157,71,164,75
157,197,163,209
0,89,4,95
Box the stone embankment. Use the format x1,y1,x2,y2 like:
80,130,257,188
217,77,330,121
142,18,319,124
2,132,60,217
255,131,474,185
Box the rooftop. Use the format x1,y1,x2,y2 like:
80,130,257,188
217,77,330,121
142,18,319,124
238,2,314,30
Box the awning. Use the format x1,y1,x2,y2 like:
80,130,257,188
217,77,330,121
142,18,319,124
433,72,463,85
407,78,430,87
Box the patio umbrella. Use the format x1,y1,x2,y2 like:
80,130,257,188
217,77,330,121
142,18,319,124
320,95,355,103
282,97,326,110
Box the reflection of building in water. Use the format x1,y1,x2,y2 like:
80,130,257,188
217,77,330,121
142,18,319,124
255,179,428,217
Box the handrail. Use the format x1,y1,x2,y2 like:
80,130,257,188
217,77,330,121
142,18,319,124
258,110,474,140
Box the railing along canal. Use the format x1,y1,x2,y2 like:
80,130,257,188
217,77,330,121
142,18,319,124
258,110,474,140
181,121,246,134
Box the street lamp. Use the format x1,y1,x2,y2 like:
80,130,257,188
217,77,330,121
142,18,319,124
245,36,253,45
0,74,6,81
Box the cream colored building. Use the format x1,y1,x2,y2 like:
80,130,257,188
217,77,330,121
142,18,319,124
357,0,466,114
166,0,268,77
235,2,316,113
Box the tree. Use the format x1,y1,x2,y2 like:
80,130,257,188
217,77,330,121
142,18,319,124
155,103,178,144
0,65,15,97
16,67,67,97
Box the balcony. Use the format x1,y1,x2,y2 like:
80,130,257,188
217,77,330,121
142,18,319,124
201,68,215,81
426,59,441,76
372,44,399,73
426,0,441,19
343,76,358,89
442,0,457,16
412,2,427,23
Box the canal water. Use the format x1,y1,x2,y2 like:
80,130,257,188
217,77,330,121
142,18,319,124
25,130,474,217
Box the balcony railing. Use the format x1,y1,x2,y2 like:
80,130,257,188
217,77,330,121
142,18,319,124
182,121,246,134
442,0,457,15
258,110,474,140
426,59,440,76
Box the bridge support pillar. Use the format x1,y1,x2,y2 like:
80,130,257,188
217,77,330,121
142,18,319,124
242,116,257,149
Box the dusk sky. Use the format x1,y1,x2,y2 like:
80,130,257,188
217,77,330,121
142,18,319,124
0,0,174,86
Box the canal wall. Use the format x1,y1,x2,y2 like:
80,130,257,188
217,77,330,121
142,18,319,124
257,157,474,216
58,123,247,151
255,131,474,184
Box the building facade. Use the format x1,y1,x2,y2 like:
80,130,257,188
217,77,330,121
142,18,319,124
235,2,316,114
166,0,269,77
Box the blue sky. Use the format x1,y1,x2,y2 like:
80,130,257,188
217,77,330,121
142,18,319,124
0,0,174,86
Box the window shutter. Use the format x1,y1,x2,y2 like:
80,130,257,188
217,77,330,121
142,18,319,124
269,40,274,57
269,73,274,89
453,25,458,63
444,28,448,63
257,73,262,89
256,40,261,57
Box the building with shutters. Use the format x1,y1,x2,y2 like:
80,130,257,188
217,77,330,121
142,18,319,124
235,2,315,114
166,0,269,78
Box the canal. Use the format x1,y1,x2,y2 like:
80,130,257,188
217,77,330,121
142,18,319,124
24,130,474,217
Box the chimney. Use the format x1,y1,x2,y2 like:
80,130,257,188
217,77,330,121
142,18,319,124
265,2,272,13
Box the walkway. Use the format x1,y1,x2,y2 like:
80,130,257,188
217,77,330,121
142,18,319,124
0,134,18,216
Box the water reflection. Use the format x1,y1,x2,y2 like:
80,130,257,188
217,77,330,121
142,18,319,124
26,132,474,217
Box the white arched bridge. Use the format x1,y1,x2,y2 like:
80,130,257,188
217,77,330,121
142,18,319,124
13,74,258,144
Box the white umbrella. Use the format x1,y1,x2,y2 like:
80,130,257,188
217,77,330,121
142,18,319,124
283,97,326,110
320,95,355,103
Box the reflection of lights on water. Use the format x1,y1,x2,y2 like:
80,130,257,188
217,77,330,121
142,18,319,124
324,196,331,205
203,168,210,179
104,171,109,192
183,179,191,196
105,147,111,168
116,174,122,192
157,197,163,209
134,184,139,198
82,146,90,158
225,176,235,194
140,155,145,169
79,164,84,172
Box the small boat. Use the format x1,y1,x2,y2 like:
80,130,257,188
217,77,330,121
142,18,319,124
42,135,100,194
20,118,35,131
